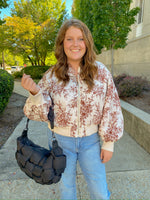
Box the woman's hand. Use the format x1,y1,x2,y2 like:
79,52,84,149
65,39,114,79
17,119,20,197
100,149,113,163
21,73,40,95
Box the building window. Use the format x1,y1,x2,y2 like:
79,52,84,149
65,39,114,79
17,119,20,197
137,0,144,24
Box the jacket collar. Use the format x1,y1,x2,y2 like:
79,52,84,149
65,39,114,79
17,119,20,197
68,65,80,77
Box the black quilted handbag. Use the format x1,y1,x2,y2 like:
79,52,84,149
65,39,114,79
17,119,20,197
15,101,66,185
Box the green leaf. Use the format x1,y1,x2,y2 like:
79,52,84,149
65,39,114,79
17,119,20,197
2,0,68,66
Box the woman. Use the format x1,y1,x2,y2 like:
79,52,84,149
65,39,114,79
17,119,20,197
21,18,124,200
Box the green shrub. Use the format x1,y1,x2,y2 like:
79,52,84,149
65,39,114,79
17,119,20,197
13,66,51,79
12,71,23,79
114,74,150,97
0,69,14,113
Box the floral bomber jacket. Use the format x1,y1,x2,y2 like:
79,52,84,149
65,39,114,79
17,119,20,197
24,61,124,152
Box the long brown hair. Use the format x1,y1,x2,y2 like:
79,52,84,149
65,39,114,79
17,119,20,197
52,18,98,90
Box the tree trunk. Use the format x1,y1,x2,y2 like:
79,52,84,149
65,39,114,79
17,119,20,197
111,47,114,78
2,51,5,70
38,59,40,66
34,41,40,66
27,55,34,66
41,53,47,66
41,59,45,66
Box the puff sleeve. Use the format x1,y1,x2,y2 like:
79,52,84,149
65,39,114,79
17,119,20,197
23,72,52,122
99,70,124,152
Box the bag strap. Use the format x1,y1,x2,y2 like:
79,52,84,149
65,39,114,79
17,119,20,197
23,95,56,140
48,95,56,140
22,118,30,137
26,118,30,129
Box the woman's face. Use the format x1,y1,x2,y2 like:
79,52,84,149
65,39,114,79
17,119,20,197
63,26,86,65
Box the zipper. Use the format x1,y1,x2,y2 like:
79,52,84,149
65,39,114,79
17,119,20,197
77,70,80,136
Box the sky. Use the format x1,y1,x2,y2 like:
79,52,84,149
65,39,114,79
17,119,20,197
0,0,73,19
64,0,73,17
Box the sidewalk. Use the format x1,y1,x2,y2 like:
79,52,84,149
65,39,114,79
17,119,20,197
0,81,150,199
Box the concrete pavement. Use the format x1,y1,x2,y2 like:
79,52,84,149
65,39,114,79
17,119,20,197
0,81,150,199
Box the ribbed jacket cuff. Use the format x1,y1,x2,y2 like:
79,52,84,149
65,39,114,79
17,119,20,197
101,141,114,152
28,90,43,104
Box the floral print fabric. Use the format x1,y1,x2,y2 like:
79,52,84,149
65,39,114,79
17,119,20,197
24,61,124,144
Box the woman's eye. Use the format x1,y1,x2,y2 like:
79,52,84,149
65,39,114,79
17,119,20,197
79,38,84,41
67,38,72,41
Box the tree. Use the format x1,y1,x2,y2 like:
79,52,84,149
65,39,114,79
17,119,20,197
45,51,57,66
72,0,139,76
0,0,9,69
0,0,8,25
5,15,43,66
72,0,93,32
4,49,25,66
4,0,67,66
92,0,140,76
0,25,9,69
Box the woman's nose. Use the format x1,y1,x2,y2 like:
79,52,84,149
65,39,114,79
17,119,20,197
73,39,78,46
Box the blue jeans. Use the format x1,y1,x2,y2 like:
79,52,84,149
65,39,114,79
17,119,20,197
48,130,110,200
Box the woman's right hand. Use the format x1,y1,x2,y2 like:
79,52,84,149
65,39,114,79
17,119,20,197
21,73,40,95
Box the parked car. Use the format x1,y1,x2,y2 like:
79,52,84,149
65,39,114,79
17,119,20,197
11,66,19,73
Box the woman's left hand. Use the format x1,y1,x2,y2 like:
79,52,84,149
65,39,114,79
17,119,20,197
100,149,113,163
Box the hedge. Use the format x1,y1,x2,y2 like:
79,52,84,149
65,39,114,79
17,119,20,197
114,74,150,97
0,69,14,114
13,66,51,79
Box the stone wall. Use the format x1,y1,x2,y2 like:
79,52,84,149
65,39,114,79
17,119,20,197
96,34,150,80
121,100,150,154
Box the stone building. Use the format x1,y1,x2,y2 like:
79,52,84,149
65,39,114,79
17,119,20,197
97,0,150,80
